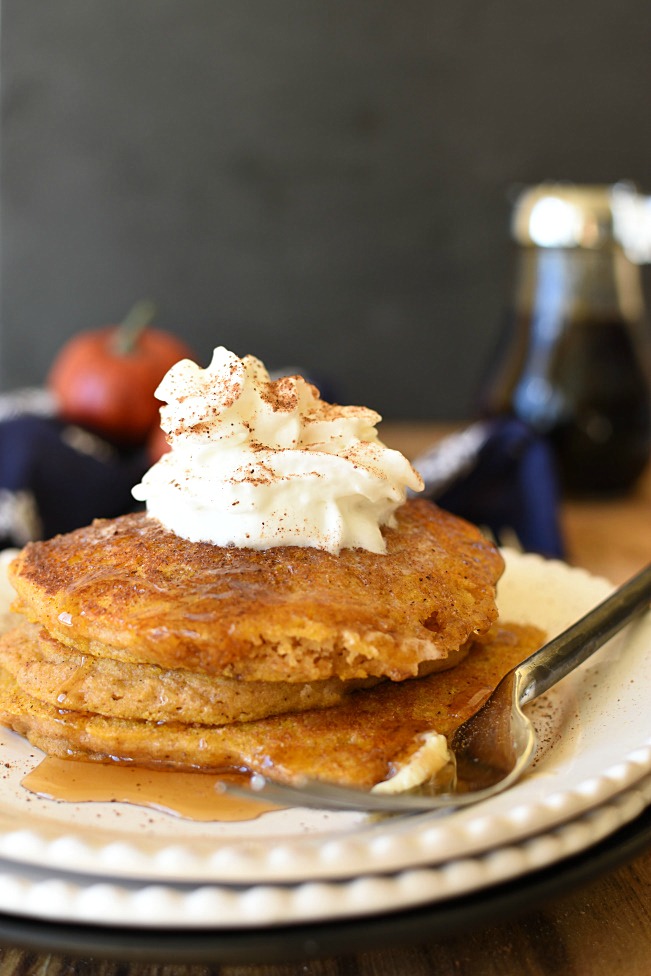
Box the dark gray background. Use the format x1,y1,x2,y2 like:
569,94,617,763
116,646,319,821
2,1,651,419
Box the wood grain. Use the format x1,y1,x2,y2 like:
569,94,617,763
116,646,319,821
1,423,650,976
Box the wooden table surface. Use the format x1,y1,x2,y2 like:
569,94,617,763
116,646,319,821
1,423,650,976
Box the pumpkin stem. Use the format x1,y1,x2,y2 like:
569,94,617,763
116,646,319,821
112,300,157,355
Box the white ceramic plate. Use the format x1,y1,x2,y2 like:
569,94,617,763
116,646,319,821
0,767,648,929
0,549,648,900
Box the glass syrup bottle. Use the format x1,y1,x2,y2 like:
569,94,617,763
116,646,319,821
480,182,651,495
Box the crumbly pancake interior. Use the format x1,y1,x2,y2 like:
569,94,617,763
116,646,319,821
0,621,380,725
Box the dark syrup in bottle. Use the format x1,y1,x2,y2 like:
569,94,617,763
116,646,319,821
483,311,651,495
480,207,651,497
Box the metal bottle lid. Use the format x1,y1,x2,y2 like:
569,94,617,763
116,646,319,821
511,181,651,263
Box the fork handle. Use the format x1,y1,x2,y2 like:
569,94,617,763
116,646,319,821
516,562,651,706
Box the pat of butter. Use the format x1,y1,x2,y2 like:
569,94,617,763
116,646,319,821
371,732,451,795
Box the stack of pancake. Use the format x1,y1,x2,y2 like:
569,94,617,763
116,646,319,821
0,499,514,789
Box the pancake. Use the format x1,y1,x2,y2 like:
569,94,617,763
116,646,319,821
0,621,380,725
8,499,503,684
0,623,543,787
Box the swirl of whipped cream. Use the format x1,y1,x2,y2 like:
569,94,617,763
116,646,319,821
132,347,423,553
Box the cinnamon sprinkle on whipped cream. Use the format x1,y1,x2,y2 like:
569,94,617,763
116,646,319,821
132,347,423,553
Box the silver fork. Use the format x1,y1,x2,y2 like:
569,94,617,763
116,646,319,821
229,562,651,814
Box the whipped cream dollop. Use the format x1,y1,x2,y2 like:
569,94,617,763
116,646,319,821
132,347,423,553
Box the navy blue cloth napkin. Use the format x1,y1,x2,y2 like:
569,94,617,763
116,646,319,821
0,399,148,548
412,418,565,559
